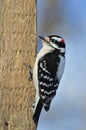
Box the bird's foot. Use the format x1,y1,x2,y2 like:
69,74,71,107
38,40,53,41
23,63,33,81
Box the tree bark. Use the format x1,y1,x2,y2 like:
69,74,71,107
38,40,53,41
0,0,36,130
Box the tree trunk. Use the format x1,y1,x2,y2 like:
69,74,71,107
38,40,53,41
0,0,36,130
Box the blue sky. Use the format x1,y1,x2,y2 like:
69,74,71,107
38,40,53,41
37,1,86,130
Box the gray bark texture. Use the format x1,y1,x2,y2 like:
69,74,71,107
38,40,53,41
0,0,36,130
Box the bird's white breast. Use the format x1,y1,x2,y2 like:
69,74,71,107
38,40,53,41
33,46,54,90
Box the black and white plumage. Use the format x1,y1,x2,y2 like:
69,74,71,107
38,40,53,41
32,35,66,124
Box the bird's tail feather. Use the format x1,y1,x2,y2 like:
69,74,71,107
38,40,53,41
33,99,43,125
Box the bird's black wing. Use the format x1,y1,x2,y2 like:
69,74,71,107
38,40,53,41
38,51,60,111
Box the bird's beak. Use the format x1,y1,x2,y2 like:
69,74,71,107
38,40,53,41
39,36,50,43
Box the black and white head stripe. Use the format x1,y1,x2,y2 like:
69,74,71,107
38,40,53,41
47,35,65,50
48,35,63,41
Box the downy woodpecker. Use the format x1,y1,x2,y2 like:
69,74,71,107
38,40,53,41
33,35,66,124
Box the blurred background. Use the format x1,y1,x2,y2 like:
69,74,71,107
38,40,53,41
37,0,86,130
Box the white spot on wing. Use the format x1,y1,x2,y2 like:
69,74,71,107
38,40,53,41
39,82,48,87
44,90,55,95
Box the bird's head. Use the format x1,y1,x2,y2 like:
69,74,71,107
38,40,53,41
39,35,65,53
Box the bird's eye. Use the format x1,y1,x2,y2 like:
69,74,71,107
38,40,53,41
50,39,55,43
52,39,55,42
